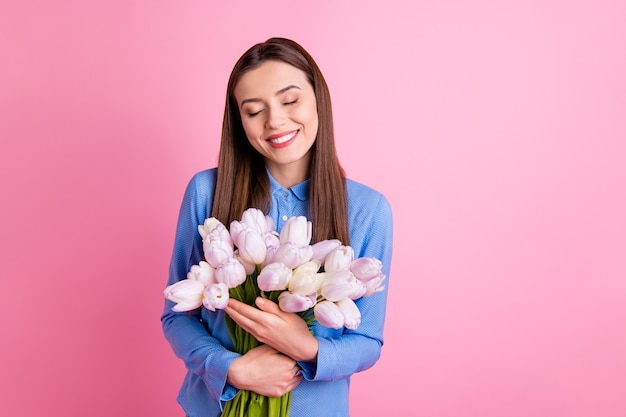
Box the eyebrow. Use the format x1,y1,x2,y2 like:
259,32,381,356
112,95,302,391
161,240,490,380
240,85,302,108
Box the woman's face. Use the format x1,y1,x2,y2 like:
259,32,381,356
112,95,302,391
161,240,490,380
234,60,318,186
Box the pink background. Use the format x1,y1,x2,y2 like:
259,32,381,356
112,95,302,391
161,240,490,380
1,1,624,416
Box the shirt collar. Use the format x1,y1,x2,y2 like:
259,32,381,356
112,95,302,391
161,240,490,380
267,169,310,201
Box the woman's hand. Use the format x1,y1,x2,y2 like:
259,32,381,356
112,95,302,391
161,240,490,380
224,297,319,362
227,344,302,397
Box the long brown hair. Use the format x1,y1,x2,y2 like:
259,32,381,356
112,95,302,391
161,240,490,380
211,37,349,244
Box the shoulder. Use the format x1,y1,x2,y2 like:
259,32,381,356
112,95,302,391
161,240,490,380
188,167,217,187
185,168,217,197
179,168,217,217
346,178,391,212
345,178,393,224
345,178,393,258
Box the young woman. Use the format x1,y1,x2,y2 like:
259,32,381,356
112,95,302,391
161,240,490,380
161,37,393,417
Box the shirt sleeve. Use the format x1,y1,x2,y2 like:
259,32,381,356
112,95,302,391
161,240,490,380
160,171,241,405
299,189,394,381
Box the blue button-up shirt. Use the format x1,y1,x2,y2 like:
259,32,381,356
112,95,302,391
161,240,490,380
161,168,393,417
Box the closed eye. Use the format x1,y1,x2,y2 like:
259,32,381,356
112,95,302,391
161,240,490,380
284,99,298,106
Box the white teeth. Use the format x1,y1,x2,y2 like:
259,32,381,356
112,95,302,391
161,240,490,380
269,131,296,144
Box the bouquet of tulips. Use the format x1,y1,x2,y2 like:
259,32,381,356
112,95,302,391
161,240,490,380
164,208,386,417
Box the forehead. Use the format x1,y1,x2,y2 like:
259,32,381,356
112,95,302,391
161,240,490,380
234,60,312,101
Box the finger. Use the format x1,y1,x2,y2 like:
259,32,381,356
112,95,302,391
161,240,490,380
227,298,254,312
224,304,257,331
255,297,282,315
226,299,262,319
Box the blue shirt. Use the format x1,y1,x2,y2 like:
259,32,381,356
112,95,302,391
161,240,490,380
161,168,393,417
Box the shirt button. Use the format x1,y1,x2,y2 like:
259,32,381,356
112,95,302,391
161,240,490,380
282,215,288,221
283,193,289,198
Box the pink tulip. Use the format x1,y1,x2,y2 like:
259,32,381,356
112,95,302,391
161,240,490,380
187,261,217,287
273,242,313,269
262,244,278,268
362,274,386,297
313,300,344,329
257,262,292,292
336,298,361,330
203,238,234,268
264,232,280,249
311,239,342,263
215,258,247,288
228,220,245,247
278,291,316,313
234,250,256,275
350,257,383,282
320,270,360,302
237,228,267,265
240,207,275,235
203,283,230,311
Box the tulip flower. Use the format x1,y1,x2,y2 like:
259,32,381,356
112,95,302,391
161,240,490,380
237,228,267,265
350,257,383,281
279,216,312,246
278,291,316,313
313,300,344,329
257,262,292,292
273,241,313,269
264,232,280,250
324,245,354,273
203,283,229,311
168,208,387,343
262,244,278,268
164,279,205,312
198,217,225,240
288,261,323,296
204,238,234,268
240,207,275,235
336,298,361,330
311,239,342,263
216,258,247,288
187,261,217,287
361,274,386,297
320,269,362,302
228,220,245,248
234,250,256,275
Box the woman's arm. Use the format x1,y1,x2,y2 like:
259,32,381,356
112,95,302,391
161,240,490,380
161,171,304,400
305,190,394,381
161,171,240,402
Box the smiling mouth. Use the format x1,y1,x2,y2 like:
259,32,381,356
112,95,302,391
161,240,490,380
267,130,298,145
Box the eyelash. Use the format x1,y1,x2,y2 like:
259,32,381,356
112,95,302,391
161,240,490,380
247,99,298,118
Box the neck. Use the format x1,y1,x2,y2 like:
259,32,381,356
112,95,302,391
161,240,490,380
266,162,309,189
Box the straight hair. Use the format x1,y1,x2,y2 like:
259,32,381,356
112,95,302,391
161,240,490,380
211,37,349,245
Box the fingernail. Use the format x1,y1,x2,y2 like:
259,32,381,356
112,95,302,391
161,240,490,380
255,297,265,307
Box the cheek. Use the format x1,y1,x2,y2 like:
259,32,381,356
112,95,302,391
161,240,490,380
298,103,319,133
241,119,262,140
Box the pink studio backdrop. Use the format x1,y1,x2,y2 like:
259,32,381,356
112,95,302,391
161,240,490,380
1,1,624,416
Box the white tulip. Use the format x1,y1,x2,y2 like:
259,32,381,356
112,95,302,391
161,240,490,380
324,246,354,273
279,216,312,246
336,298,361,330
164,279,205,312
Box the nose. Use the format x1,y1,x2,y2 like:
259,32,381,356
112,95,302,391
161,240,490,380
265,106,286,130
